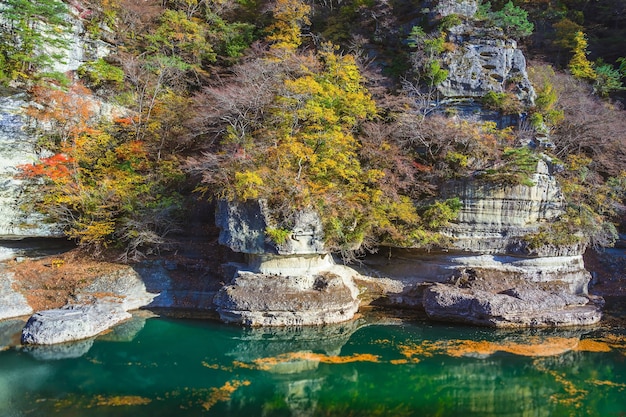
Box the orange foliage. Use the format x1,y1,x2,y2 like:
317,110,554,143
17,153,74,182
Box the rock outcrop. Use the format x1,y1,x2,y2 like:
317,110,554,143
423,283,601,327
439,26,535,105
441,160,565,254
215,266,360,326
21,267,156,345
0,269,32,320
214,200,360,326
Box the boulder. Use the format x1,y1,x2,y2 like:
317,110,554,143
423,283,602,327
20,266,156,345
21,298,131,345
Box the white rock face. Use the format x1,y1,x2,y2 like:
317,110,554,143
436,22,535,106
21,300,131,345
0,270,32,320
0,92,60,237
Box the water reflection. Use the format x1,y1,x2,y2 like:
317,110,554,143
0,313,624,417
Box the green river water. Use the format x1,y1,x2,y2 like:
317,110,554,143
1,310,625,417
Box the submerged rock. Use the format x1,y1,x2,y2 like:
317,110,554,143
423,283,602,327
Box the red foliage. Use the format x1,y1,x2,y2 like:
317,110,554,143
18,153,74,181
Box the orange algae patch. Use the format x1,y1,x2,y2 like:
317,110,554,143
94,395,151,407
250,352,380,370
576,339,612,352
444,337,579,358
202,380,251,411
202,361,232,371
395,341,439,363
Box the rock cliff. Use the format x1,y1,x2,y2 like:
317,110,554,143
441,159,565,254
214,200,361,326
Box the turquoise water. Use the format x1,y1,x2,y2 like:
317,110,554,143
1,311,626,417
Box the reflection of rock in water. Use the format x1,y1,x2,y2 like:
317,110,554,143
229,318,365,363
0,355,50,416
280,377,324,417
228,319,368,417
96,311,153,342
429,359,553,417
0,318,25,349
23,337,94,360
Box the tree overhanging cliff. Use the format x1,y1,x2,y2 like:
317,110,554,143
2,0,625,259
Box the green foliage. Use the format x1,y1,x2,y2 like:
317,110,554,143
423,60,448,86
144,9,216,68
553,18,583,51
481,91,522,114
478,147,539,186
421,198,462,230
538,155,625,250
593,63,624,97
478,2,534,38
78,59,125,88
439,14,462,31
528,65,565,128
0,0,70,82
265,227,291,244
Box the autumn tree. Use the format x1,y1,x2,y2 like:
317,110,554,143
18,83,184,259
265,0,311,54
568,31,596,81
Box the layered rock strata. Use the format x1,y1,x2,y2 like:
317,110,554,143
441,159,565,254
214,200,361,326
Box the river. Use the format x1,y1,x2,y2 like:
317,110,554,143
1,308,625,417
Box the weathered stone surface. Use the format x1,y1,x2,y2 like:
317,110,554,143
133,260,218,310
0,269,32,320
441,160,567,254
423,283,602,327
439,25,535,105
20,266,157,345
21,298,131,345
78,267,157,311
428,0,478,18
215,199,325,255
214,267,360,326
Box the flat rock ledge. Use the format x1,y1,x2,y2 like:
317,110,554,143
214,269,360,326
20,267,157,345
21,298,131,345
423,283,602,327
